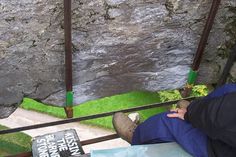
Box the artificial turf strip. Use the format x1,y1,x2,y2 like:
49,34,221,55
0,125,31,156
21,91,177,129
0,87,207,155
73,91,169,129
22,98,67,118
21,86,208,129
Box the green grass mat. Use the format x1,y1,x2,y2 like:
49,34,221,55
0,125,31,156
21,86,208,130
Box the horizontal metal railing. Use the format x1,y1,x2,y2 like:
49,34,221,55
2,97,197,157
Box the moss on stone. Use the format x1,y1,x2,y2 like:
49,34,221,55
224,6,236,49
222,6,236,83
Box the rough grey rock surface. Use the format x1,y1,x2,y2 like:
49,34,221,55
0,0,235,118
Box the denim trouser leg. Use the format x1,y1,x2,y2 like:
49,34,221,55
132,112,208,157
205,83,236,100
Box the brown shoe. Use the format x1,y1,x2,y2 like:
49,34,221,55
177,100,190,109
112,112,137,144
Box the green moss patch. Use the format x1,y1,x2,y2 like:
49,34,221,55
0,125,31,156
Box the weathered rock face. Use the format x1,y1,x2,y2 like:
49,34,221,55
0,0,235,118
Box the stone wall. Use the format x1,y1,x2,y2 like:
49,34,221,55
0,0,235,118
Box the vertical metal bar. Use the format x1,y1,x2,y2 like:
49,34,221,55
217,45,236,87
182,0,221,97
64,0,73,118
192,0,221,71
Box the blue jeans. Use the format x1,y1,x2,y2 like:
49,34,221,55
132,83,236,157
131,112,208,157
204,83,236,100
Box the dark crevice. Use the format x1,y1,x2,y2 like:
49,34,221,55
5,16,15,22
103,1,116,20
30,40,37,48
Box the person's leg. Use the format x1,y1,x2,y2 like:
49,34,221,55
132,112,208,157
132,112,175,145
205,83,236,100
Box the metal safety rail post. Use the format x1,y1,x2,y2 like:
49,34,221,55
217,45,236,87
182,0,221,97
64,0,73,118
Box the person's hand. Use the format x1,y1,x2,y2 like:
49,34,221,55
167,108,187,120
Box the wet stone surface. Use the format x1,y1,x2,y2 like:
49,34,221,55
0,0,235,118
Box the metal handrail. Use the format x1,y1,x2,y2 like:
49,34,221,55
3,97,198,157
0,97,196,135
